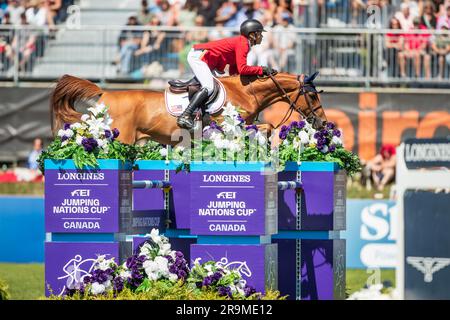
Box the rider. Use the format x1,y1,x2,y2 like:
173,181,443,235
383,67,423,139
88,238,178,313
177,19,277,130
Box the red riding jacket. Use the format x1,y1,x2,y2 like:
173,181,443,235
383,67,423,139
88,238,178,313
193,35,263,76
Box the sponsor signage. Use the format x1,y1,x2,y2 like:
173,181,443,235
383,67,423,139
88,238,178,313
44,160,131,233
190,168,277,236
404,138,450,169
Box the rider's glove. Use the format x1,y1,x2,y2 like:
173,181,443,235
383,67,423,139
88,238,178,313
262,66,278,76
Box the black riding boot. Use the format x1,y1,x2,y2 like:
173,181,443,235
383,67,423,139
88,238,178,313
177,87,209,130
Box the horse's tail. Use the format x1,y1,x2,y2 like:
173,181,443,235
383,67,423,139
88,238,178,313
50,74,103,135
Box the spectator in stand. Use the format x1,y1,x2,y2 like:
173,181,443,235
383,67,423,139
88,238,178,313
47,0,61,25
8,12,38,71
156,0,176,26
134,15,167,64
235,0,265,26
215,0,239,27
385,17,404,77
197,0,220,26
420,0,438,29
117,16,142,75
270,11,295,72
138,0,153,25
6,0,25,25
147,0,163,16
395,2,417,30
25,0,53,27
28,137,43,170
177,0,197,27
399,16,431,78
430,25,450,77
0,12,12,71
437,4,450,28
365,144,397,194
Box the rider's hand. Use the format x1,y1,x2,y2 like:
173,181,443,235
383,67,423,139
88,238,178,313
262,66,278,76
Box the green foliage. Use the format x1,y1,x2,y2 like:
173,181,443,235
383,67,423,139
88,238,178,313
38,137,137,173
0,278,10,300
136,140,167,160
279,145,361,176
47,282,284,300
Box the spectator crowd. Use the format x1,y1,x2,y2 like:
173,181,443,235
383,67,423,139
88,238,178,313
0,0,74,73
115,0,450,80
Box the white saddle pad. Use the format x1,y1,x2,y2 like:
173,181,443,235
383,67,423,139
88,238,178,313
165,78,226,117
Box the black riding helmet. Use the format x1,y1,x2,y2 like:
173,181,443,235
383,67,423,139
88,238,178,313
240,19,266,38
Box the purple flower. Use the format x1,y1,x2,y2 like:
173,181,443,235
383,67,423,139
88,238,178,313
61,136,69,142
290,121,299,128
64,123,71,130
279,130,287,140
298,120,306,129
333,129,341,137
202,276,213,287
314,132,321,139
281,125,287,132
113,277,124,292
329,144,336,152
244,285,256,297
210,121,223,132
320,129,328,136
245,124,258,132
326,122,336,130
177,270,187,279
218,286,232,298
212,272,222,282
104,130,112,139
112,128,120,139
237,114,245,124
81,137,98,152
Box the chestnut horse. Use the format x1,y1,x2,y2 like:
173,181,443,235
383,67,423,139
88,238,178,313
50,72,327,145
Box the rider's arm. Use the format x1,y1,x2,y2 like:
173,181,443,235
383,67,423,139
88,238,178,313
235,36,263,76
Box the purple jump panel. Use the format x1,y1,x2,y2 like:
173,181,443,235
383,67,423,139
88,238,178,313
274,239,346,300
133,161,191,230
44,159,132,233
45,242,119,297
190,162,277,236
190,244,277,293
278,162,346,231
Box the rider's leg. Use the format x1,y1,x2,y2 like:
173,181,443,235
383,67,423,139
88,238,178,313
177,48,214,129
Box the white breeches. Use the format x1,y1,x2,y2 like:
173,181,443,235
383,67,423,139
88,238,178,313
187,48,215,95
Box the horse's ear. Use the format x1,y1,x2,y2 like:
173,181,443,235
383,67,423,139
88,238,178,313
306,71,319,83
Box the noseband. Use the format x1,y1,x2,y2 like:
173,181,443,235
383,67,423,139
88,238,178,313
268,74,324,129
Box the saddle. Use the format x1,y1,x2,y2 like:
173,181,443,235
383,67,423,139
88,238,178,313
168,77,220,105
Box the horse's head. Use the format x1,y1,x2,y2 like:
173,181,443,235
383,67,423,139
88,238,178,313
292,72,327,130
264,71,327,130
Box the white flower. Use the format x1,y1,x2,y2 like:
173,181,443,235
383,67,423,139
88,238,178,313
298,131,309,144
332,136,342,146
149,229,162,244
81,114,90,122
282,139,289,146
119,270,131,279
321,145,329,153
159,243,171,256
168,273,178,282
61,140,69,147
90,282,105,295
96,139,107,148
222,103,239,119
70,122,82,130
143,260,159,275
159,148,168,157
255,131,267,146
57,129,65,137
154,256,169,273
88,103,107,117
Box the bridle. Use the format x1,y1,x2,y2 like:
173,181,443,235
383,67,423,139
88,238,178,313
264,73,324,129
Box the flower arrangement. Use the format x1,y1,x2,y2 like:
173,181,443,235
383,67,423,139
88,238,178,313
168,103,272,169
187,259,257,299
55,229,268,300
347,283,399,300
136,140,169,161
38,103,137,171
277,120,361,175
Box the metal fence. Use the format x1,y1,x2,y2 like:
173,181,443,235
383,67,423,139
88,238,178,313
1,25,450,87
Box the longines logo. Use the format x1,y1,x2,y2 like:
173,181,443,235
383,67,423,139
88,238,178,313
406,256,450,283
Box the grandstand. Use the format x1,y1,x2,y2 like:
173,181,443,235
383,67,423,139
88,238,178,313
0,0,450,86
